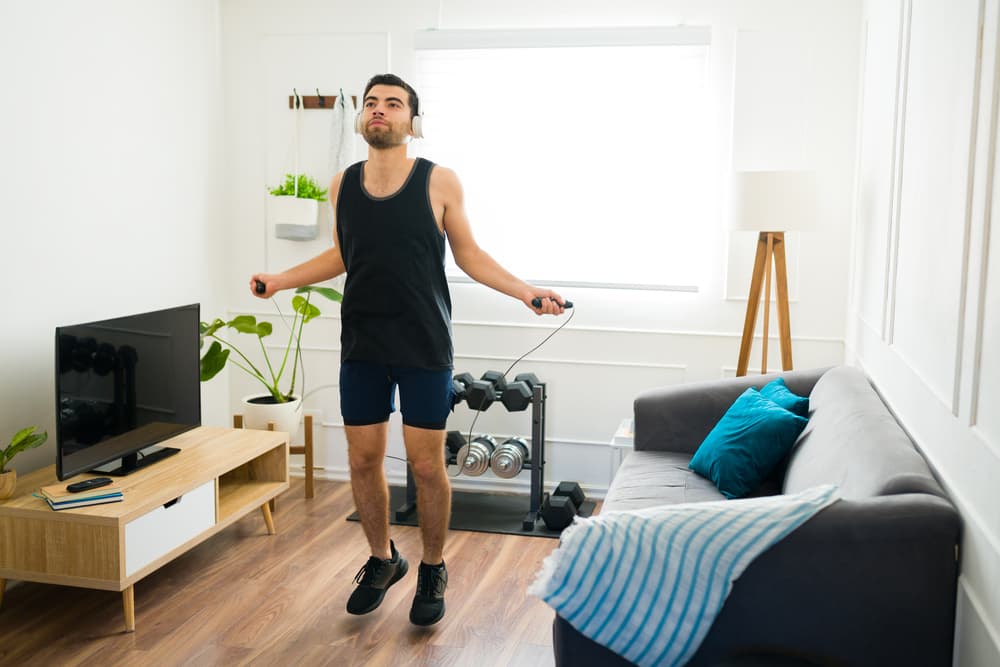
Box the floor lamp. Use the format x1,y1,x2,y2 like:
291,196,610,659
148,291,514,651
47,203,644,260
731,170,818,377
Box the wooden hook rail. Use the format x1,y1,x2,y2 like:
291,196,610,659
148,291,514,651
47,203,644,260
288,94,358,110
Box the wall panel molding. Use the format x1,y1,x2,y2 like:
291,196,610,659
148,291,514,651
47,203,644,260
885,0,911,344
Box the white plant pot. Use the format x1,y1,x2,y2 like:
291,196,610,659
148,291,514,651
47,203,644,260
241,394,303,438
267,195,319,241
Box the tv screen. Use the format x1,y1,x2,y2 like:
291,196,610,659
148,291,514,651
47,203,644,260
55,303,201,480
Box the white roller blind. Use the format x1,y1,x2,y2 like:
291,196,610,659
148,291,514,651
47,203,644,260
414,29,712,290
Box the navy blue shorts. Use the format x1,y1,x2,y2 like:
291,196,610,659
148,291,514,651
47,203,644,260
339,360,453,430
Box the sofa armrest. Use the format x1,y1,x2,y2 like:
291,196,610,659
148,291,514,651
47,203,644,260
688,493,961,666
633,367,829,454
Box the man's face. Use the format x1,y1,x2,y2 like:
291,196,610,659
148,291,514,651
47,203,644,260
360,84,413,149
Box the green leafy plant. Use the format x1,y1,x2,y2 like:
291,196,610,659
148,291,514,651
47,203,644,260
268,174,329,202
200,285,342,403
1,426,48,473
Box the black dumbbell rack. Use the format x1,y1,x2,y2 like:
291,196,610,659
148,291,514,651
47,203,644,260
393,383,549,532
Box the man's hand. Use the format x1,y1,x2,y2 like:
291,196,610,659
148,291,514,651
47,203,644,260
526,291,567,315
249,273,281,299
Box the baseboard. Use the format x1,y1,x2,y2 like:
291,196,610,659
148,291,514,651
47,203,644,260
288,465,610,499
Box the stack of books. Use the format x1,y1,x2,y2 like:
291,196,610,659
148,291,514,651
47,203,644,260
38,480,124,510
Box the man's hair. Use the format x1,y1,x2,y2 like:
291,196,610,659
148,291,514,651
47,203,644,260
363,73,420,118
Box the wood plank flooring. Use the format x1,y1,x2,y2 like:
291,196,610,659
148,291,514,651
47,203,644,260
0,479,565,666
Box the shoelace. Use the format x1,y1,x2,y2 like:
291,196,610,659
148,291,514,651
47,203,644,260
354,556,386,586
416,566,446,598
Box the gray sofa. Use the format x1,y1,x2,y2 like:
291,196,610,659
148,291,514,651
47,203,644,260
553,366,961,667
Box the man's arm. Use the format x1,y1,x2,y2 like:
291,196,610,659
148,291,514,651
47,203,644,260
250,172,347,298
435,167,566,315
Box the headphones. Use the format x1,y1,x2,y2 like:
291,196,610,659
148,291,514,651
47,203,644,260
354,110,424,139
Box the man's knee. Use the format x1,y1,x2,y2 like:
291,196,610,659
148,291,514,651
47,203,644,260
346,424,389,472
349,449,384,474
408,455,446,483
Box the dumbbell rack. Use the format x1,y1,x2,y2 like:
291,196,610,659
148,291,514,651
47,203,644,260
394,383,550,532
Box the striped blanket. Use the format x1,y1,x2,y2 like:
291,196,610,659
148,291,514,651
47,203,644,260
529,485,840,667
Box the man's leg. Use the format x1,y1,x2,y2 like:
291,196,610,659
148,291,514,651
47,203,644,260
396,365,452,626
401,425,451,564
346,423,391,560
402,424,451,626
340,360,408,616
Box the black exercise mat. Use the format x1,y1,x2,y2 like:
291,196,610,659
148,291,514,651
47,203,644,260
346,485,596,539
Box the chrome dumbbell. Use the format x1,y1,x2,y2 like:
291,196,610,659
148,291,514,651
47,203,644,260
457,435,496,476
490,436,530,478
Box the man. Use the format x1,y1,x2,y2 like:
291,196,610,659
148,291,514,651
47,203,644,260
251,73,567,626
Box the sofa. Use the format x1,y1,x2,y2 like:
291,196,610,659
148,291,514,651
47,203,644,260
552,366,961,667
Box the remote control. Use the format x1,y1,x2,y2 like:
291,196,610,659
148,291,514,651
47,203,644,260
66,477,113,493
255,279,266,294
531,297,574,309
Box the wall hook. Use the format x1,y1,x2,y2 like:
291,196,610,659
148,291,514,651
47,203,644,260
293,88,301,109
316,88,325,107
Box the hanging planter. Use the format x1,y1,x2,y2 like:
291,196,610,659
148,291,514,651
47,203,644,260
267,174,328,241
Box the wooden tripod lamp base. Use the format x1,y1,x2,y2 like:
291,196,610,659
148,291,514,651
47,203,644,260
736,231,792,377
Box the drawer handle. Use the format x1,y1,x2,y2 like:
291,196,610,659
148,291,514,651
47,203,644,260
163,496,182,509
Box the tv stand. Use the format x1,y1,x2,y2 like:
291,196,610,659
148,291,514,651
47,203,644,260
0,426,288,632
93,443,181,476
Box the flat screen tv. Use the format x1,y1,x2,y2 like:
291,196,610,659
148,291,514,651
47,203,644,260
55,303,201,480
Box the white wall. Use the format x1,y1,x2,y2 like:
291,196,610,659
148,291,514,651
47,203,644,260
219,0,861,495
0,1,229,474
849,0,1000,664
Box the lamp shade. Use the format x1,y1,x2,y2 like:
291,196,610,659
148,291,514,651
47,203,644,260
729,170,818,231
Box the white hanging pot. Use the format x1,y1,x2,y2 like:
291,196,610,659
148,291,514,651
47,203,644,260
267,195,319,241
241,394,303,437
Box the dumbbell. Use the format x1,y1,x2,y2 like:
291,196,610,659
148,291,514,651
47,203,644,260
465,370,507,411
457,435,496,476
490,436,530,478
444,430,466,465
554,481,586,509
452,372,475,407
540,493,577,531
540,481,587,531
500,372,540,412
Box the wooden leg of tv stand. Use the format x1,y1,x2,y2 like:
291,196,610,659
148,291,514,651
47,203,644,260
123,585,135,632
260,502,276,535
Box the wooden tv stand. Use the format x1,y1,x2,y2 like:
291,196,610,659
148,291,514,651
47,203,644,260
0,426,288,632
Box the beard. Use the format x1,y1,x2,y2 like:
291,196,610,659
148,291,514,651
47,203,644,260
363,123,408,149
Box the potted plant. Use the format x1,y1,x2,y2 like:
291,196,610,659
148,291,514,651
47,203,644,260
267,173,329,241
1,426,48,500
200,285,341,436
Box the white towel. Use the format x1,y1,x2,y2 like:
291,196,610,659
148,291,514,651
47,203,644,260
529,484,840,667
329,88,356,175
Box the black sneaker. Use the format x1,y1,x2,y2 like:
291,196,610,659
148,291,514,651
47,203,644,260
409,561,448,626
346,540,409,615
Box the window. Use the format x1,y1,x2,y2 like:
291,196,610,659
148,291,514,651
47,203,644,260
414,27,713,290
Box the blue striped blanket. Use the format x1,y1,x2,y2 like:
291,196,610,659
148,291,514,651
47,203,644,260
529,484,840,667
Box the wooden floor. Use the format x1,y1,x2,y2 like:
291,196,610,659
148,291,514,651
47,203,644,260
0,479,564,666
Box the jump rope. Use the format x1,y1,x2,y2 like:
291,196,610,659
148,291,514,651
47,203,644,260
268,288,574,476
383,297,574,476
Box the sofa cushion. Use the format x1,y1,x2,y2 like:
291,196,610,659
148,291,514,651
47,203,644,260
689,389,808,499
760,377,810,417
782,366,947,499
603,450,724,513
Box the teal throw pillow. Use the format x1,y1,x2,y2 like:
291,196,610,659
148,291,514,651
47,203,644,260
760,376,810,417
689,388,808,499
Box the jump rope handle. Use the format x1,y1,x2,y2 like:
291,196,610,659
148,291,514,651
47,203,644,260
532,297,573,309
255,279,266,294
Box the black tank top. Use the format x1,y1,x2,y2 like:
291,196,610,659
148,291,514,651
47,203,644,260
335,157,453,369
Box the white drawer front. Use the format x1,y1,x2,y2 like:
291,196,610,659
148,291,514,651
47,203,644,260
125,480,215,576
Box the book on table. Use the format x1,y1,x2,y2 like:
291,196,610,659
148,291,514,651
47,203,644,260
38,480,124,510
43,493,124,511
